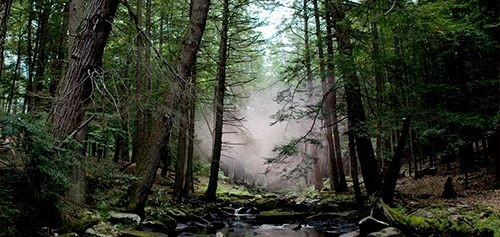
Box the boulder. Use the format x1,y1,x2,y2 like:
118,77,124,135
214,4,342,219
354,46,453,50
358,216,390,235
109,212,141,227
367,227,404,237
339,231,360,237
139,220,169,233
85,222,119,237
58,233,78,237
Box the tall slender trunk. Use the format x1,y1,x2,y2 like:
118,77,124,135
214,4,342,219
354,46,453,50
174,102,188,198
205,0,229,201
323,9,341,191
130,0,211,215
381,117,411,205
329,0,380,195
0,0,12,82
312,0,325,191
348,128,362,206
7,30,21,113
134,0,153,176
182,64,198,197
302,0,321,191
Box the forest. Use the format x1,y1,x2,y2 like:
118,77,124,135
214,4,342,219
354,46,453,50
0,0,498,236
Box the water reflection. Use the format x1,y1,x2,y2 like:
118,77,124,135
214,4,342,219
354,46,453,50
216,224,325,237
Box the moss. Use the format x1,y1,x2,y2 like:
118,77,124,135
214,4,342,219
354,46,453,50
389,205,499,236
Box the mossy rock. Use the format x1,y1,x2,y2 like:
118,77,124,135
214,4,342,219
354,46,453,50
68,211,101,233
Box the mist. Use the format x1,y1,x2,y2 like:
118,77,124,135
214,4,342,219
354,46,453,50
195,83,312,191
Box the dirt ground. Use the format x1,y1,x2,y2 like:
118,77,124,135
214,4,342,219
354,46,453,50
395,167,500,212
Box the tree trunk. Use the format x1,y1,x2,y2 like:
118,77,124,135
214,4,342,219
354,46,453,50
348,128,362,206
130,0,211,215
29,1,50,113
312,0,325,191
381,117,411,206
174,103,188,199
50,0,120,204
323,9,340,191
134,0,153,176
205,0,228,201
302,0,322,191
329,0,380,195
182,64,198,197
7,31,21,114
0,0,12,82
68,0,86,56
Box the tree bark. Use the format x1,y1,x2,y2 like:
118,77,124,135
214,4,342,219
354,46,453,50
323,9,340,191
349,129,362,206
381,117,411,205
50,0,119,204
0,0,12,82
68,0,86,56
205,0,229,201
182,64,198,197
329,0,380,195
130,0,211,215
133,0,153,176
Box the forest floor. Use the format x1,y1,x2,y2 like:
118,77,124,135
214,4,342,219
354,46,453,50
396,167,500,212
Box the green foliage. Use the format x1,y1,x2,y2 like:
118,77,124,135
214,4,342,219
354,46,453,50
390,204,500,236
0,113,74,236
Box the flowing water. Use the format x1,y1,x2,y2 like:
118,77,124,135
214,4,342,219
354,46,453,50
178,224,326,237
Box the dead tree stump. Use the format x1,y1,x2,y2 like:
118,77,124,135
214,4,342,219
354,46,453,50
442,176,458,199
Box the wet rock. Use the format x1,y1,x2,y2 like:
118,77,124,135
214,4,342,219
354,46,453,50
85,222,119,237
139,220,169,233
71,211,101,233
119,230,168,237
358,216,389,235
367,227,404,237
109,212,141,227
229,221,252,232
58,233,78,237
339,230,360,237
154,215,176,231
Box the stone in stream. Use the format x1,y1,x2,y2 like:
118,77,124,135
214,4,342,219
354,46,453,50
85,222,119,237
367,227,404,237
358,216,390,235
108,212,141,227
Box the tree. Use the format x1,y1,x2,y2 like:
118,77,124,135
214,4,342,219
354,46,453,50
328,0,380,195
205,0,229,201
0,0,12,80
130,0,211,216
50,0,120,203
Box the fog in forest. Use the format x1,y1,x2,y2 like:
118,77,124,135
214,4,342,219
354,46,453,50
195,83,311,190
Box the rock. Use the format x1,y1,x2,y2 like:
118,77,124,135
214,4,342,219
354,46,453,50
367,227,404,237
109,212,141,227
71,211,101,233
155,215,176,231
85,222,119,237
58,233,78,237
119,230,168,237
339,230,360,237
358,216,390,235
139,220,169,233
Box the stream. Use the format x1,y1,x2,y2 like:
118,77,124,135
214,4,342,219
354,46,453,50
175,207,358,237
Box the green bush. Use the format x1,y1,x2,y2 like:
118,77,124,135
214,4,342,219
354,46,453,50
0,114,74,236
